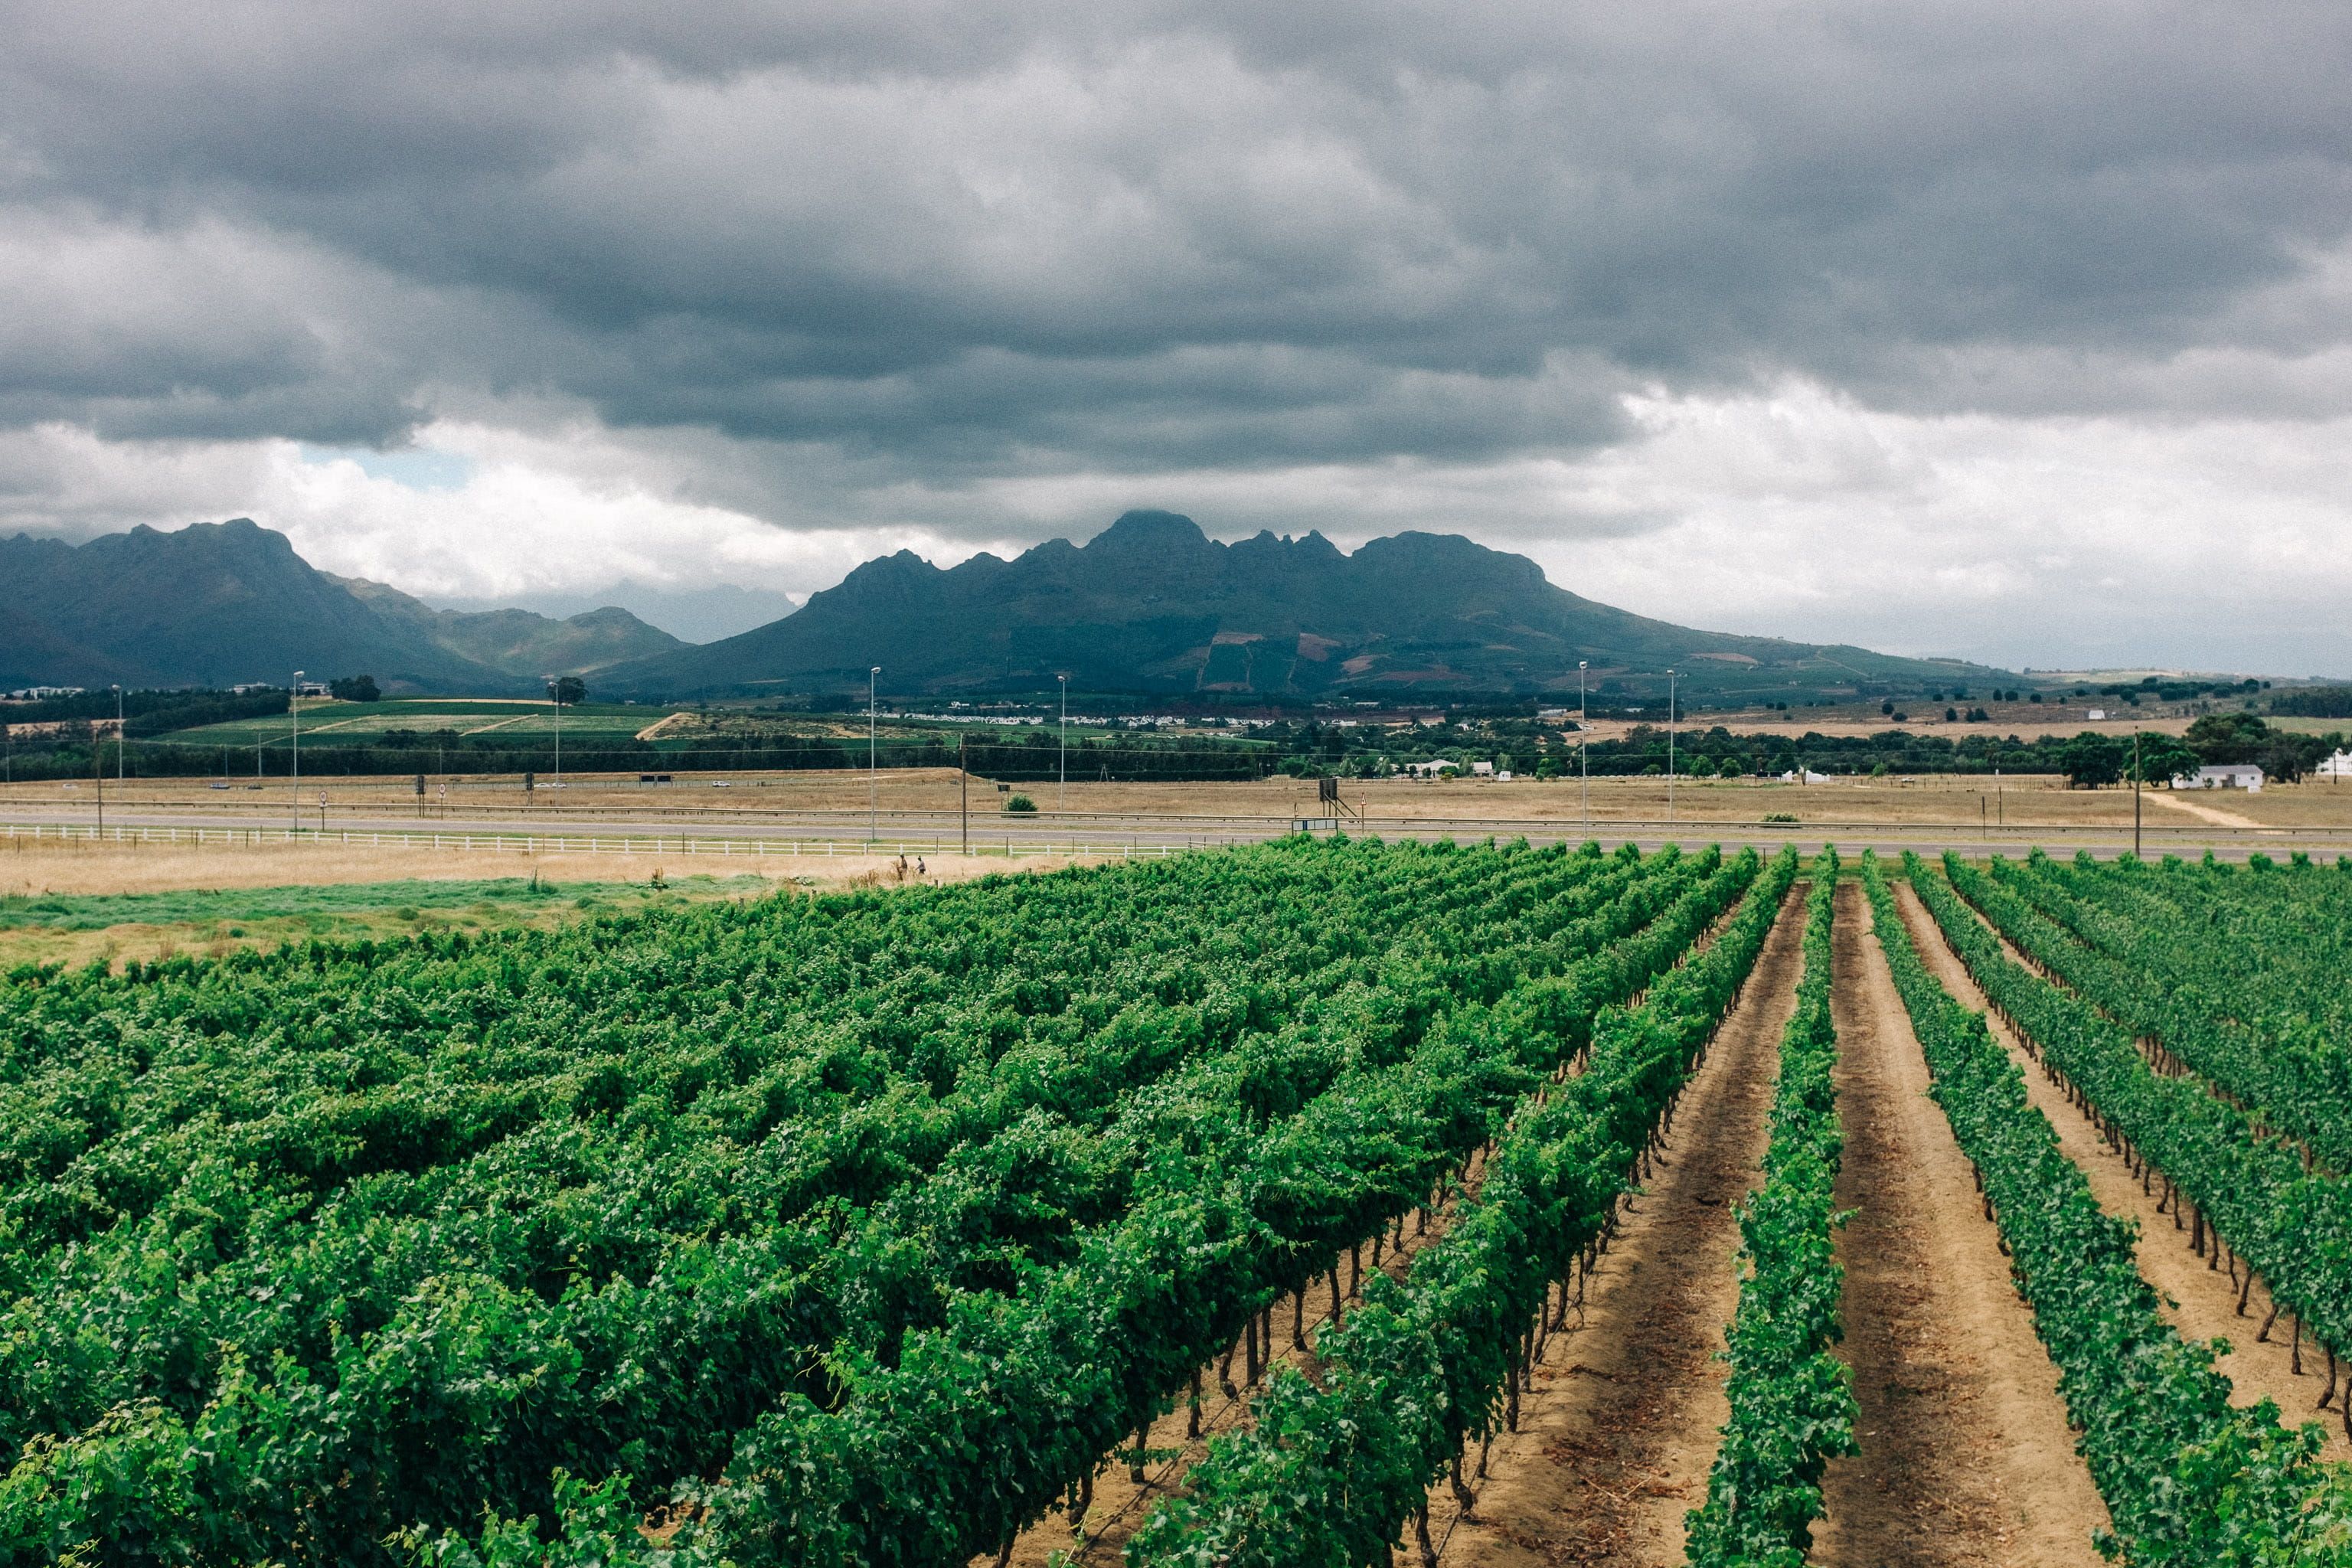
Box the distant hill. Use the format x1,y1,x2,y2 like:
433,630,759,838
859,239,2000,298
329,577,684,678
601,510,2011,703
0,521,682,691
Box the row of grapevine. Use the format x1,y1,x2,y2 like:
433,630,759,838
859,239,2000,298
1914,851,2352,1430
0,841,1699,1563
1981,851,2352,1171
1860,853,2352,1566
516,848,1773,1568
1683,850,1854,1566
1108,848,1805,1567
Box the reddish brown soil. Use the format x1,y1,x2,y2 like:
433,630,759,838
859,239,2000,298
1433,888,1808,1566
1810,881,2109,1567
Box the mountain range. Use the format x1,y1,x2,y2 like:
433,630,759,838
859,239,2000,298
599,510,2004,702
0,521,680,691
1,511,2008,703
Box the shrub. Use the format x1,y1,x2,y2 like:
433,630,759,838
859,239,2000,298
1004,794,1037,814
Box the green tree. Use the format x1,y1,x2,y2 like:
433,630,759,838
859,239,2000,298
2184,710,2269,764
2061,733,2125,789
2130,733,2199,786
2259,732,2321,784
329,675,381,702
547,675,587,707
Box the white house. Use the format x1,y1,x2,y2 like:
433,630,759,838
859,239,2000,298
1404,760,1458,779
2316,750,2352,779
1778,768,1831,784
1469,760,1496,777
2174,763,2265,792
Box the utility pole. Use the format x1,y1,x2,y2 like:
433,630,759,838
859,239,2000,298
92,716,103,834
1579,660,1589,833
2133,730,2143,859
959,733,969,855
1666,668,1677,827
868,665,880,844
1058,675,1069,811
547,675,563,790
291,670,303,832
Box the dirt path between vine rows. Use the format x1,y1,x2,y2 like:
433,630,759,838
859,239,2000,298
1809,880,2109,1568
1433,887,1806,1567
1897,880,2352,1464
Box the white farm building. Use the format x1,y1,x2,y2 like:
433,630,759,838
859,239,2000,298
2174,763,2265,792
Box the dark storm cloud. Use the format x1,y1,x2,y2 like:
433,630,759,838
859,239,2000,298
1,1,2348,475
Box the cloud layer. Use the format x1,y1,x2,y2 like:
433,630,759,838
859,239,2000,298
1,1,2347,665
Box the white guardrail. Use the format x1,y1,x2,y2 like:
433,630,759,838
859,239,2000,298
0,821,1194,861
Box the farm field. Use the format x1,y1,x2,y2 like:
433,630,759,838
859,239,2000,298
6,833,2352,1564
159,697,677,750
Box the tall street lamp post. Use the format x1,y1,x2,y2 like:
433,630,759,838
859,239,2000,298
547,675,563,790
1578,660,1589,833
868,666,880,844
1666,668,1677,828
113,684,123,782
291,670,304,832
1058,675,1069,811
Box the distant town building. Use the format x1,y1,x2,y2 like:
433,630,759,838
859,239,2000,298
3,686,85,700
2086,708,2109,720
1469,760,1496,777
1404,759,1459,778
2174,763,2265,792
1779,768,1831,784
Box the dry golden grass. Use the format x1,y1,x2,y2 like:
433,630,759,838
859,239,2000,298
0,834,1083,899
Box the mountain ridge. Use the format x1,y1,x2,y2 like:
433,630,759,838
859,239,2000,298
326,574,685,679
0,511,2014,702
599,509,2010,701
0,521,684,691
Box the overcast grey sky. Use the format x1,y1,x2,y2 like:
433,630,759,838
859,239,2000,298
2,2,2347,668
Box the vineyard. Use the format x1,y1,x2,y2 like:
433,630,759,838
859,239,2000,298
5,835,2352,1565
